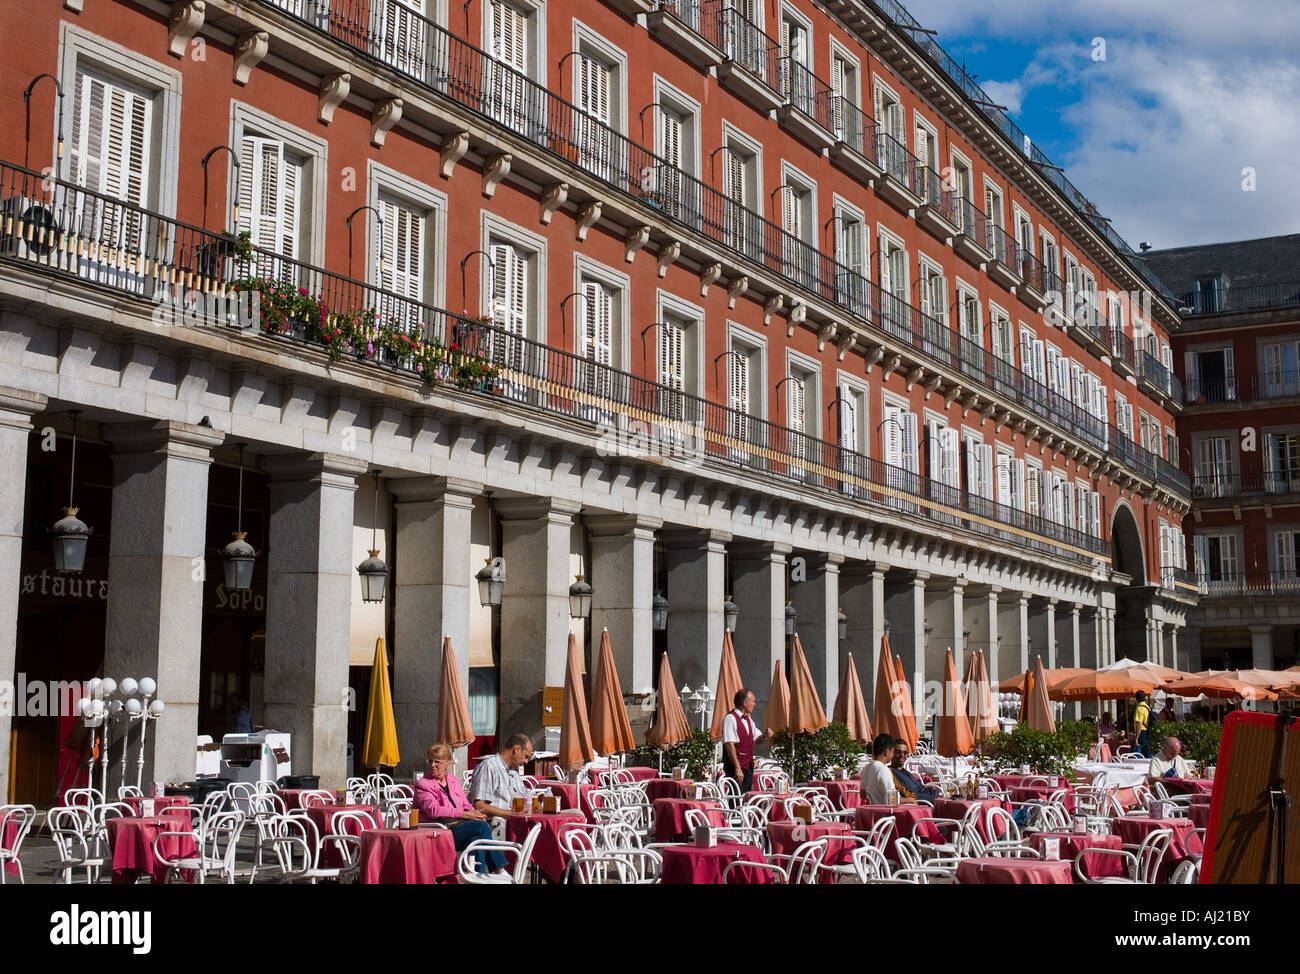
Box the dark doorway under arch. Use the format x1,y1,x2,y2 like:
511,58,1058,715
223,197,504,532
1111,504,1146,586
1112,504,1151,661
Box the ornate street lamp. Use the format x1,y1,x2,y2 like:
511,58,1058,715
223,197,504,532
568,574,593,619
838,608,848,641
784,601,798,636
221,443,257,591
652,591,669,631
356,470,388,603
476,557,505,608
51,410,91,573
723,595,739,632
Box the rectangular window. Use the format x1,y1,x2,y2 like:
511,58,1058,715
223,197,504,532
1195,533,1239,594
1026,460,1042,518
487,0,531,131
835,209,867,314
375,193,426,331
376,0,428,77
1261,341,1300,398
1274,530,1300,583
878,235,908,340
830,52,856,142
237,136,302,283
873,81,904,144
578,278,614,405
918,262,946,327
1265,432,1300,494
575,54,613,178
488,239,529,373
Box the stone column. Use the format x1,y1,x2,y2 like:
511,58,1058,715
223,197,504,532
1026,597,1058,668
731,542,790,717
1062,603,1081,717
1166,625,1179,672
1249,625,1274,670
998,592,1029,679
390,477,480,777
789,552,842,707
884,570,927,719
261,452,366,790
839,563,880,705
497,498,581,746
103,419,225,786
1183,625,1203,673
1078,607,1101,670
587,514,661,700
664,530,730,694
1147,615,1164,665
963,585,1000,688
926,577,965,678
0,388,46,799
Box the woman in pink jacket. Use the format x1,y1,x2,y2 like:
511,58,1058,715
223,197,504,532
414,744,507,875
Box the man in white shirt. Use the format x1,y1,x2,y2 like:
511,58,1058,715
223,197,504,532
860,733,897,805
721,689,765,792
469,733,533,837
1148,737,1195,784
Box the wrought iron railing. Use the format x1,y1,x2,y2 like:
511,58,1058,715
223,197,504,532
780,57,835,133
1159,565,1197,592
1189,472,1300,498
986,223,1018,277
248,1,1182,493
832,96,876,162
1253,371,1300,400
1140,350,1181,400
917,167,958,225
954,198,990,254
875,131,920,194
0,160,1108,563
1196,571,1300,597
1016,245,1047,295
650,0,722,42
1183,377,1238,404
1176,280,1300,316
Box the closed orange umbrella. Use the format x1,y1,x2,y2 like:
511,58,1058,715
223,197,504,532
1164,674,1278,702
1025,656,1056,732
1052,669,1158,701
872,636,905,744
709,629,745,741
435,635,475,749
788,634,829,735
558,632,594,773
894,654,919,750
765,659,790,735
832,653,872,745
936,648,975,757
968,651,999,741
590,628,635,756
645,653,691,747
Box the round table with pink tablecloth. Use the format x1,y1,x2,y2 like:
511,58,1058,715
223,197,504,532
854,804,943,859
767,819,854,879
956,856,1073,884
809,780,862,811
660,843,772,884
644,778,696,801
1030,831,1124,879
932,797,1013,842
1009,784,1076,812
358,827,456,884
505,811,586,883
1161,777,1214,796
1112,817,1203,882
122,795,191,817
303,804,380,868
537,781,599,821
652,798,725,843
105,813,196,884
588,766,660,786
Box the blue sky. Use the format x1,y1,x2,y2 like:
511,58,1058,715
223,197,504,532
906,0,1300,250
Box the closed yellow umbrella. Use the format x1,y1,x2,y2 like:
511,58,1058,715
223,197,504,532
765,659,790,736
558,632,594,773
362,636,400,769
788,634,829,735
436,635,474,749
1025,656,1056,732
590,628,635,756
832,653,872,745
645,653,691,747
935,648,975,757
709,629,745,741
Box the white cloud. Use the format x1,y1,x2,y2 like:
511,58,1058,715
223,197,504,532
906,0,1300,246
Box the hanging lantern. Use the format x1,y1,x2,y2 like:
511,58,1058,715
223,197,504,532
222,444,258,591
568,574,593,619
652,591,669,631
50,410,92,573
838,608,848,641
723,595,739,632
476,557,505,607
356,471,388,603
784,601,798,636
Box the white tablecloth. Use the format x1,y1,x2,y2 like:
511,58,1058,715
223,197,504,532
1073,760,1148,788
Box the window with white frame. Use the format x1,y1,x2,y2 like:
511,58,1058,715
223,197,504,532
925,414,960,489
1075,483,1089,535
995,447,1017,510
1261,338,1300,398
780,169,816,283
1026,459,1043,518
577,276,615,406
962,431,993,501
1020,327,1046,386
1185,344,1238,403
990,305,1014,364
1265,430,1300,494
918,260,946,326
727,330,765,462
873,79,904,145
1115,393,1132,439
836,378,867,494
1273,528,1300,585
376,0,427,76
956,285,981,346
486,0,535,131
1195,532,1239,593
237,135,308,284
878,232,908,338
834,203,867,313
720,129,761,258
654,308,697,437
1196,434,1233,495
829,48,858,143
883,398,919,510
1040,231,1058,293
486,234,539,380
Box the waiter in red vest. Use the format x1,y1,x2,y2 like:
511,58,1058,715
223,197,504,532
721,688,766,792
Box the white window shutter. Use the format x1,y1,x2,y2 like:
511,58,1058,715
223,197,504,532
996,455,1011,507
903,412,919,473
789,376,806,434
927,420,943,480
884,407,902,468
1027,465,1041,517
1224,346,1237,400
838,385,857,452
979,445,993,498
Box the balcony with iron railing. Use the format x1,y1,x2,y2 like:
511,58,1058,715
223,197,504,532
243,0,1183,495
1252,371,1300,401
985,223,1021,289
715,6,785,112
1159,565,1198,594
1140,350,1182,402
0,161,1109,565
1177,280,1300,317
1196,571,1300,598
952,198,992,265
1015,246,1050,311
645,0,726,68
778,56,836,150
1099,321,1135,374
873,131,922,210
1192,472,1300,499
915,167,958,236
827,97,882,183
1183,376,1239,405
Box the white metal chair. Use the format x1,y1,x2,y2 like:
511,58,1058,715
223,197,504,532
983,807,1040,857
48,806,104,884
854,815,894,854
570,849,663,884
457,822,542,885
116,786,144,800
716,775,743,808
779,838,830,885
849,845,892,882
64,788,103,809
0,804,36,884
723,859,787,884
154,810,246,884
1074,829,1173,884
299,790,335,808
1170,857,1201,884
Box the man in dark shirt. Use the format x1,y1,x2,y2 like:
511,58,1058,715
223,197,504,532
890,738,940,803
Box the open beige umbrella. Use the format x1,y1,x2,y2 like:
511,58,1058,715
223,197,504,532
832,654,872,745
936,648,975,757
645,653,691,747
894,655,919,750
788,635,829,735
1024,656,1056,732
1164,673,1278,702
436,635,474,749
558,632,594,774
873,636,906,745
1051,669,1158,702
765,659,790,736
590,628,636,757
709,629,745,741
998,667,1090,694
